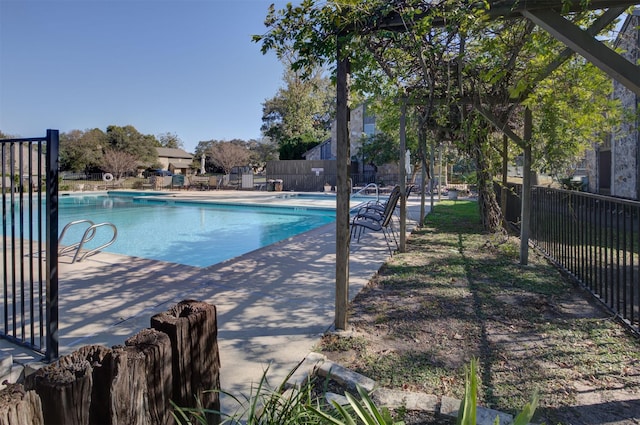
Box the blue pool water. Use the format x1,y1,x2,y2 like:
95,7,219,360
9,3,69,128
51,193,336,267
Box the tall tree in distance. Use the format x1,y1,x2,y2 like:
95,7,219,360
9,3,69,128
101,148,138,179
106,125,158,164
207,141,251,175
261,65,334,159
157,132,184,149
60,128,106,173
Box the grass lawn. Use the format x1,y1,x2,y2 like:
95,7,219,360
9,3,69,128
317,200,640,424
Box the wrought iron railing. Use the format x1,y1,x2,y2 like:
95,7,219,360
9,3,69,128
0,130,58,360
502,184,640,334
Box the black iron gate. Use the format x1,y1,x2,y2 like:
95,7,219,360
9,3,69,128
0,130,59,361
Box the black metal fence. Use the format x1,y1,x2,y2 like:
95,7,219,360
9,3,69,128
503,183,640,334
0,130,59,360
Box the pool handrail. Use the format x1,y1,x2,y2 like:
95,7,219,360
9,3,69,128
351,183,379,203
73,222,118,263
58,220,97,256
58,219,118,263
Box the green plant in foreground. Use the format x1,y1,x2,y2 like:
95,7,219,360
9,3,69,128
308,384,404,425
173,358,540,425
457,358,540,425
172,365,324,425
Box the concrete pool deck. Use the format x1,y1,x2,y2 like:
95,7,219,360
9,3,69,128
1,190,432,413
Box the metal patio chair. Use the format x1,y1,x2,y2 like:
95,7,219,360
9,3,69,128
350,185,401,254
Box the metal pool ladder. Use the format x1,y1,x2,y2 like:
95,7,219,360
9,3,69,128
351,183,380,202
58,219,118,263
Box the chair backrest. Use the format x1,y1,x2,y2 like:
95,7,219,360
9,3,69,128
380,186,401,227
406,184,415,198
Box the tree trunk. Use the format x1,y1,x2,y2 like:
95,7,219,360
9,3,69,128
474,131,502,232
418,127,428,226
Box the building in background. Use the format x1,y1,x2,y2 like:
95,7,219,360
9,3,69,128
585,9,639,199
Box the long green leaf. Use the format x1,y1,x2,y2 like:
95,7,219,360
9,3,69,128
307,405,347,425
357,385,389,424
512,392,539,425
333,400,359,425
457,358,478,425
345,390,378,424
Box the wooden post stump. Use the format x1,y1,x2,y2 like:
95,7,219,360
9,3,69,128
55,345,112,425
0,387,43,425
29,359,93,425
25,345,111,424
151,300,220,424
107,328,173,425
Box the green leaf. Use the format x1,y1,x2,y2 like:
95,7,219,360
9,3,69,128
512,391,539,425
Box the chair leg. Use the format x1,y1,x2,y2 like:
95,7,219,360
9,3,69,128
350,223,363,243
382,228,394,255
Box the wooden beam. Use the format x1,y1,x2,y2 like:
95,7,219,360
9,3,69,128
487,0,638,19
335,40,350,331
513,6,627,104
520,108,533,266
473,104,525,148
399,98,407,253
523,8,640,96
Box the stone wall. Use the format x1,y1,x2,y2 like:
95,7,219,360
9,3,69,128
586,11,639,199
611,12,639,199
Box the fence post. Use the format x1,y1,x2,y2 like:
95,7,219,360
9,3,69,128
520,109,532,265
45,129,59,361
30,359,93,424
109,328,173,425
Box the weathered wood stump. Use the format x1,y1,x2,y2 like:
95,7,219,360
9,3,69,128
151,300,220,424
108,328,172,425
56,345,112,425
28,359,93,425
0,386,43,425
26,335,174,425
25,345,111,423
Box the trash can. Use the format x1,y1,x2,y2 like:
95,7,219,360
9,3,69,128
172,174,185,189
448,189,458,200
267,179,275,192
274,179,283,191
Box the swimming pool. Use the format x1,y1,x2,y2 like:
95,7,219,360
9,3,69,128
53,193,336,268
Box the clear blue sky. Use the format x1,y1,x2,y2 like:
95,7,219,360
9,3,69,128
0,0,291,153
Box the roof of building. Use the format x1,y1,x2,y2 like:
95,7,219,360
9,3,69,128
156,147,193,159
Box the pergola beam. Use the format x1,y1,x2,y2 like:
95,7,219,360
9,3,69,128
486,0,638,18
523,8,640,96
474,104,525,148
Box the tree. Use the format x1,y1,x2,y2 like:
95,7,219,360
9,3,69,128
106,125,158,165
261,66,334,159
60,128,106,172
355,132,399,168
246,138,279,172
208,141,251,175
101,148,138,179
0,130,16,139
157,132,183,149
255,0,622,231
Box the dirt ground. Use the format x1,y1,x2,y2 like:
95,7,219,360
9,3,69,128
316,203,640,425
